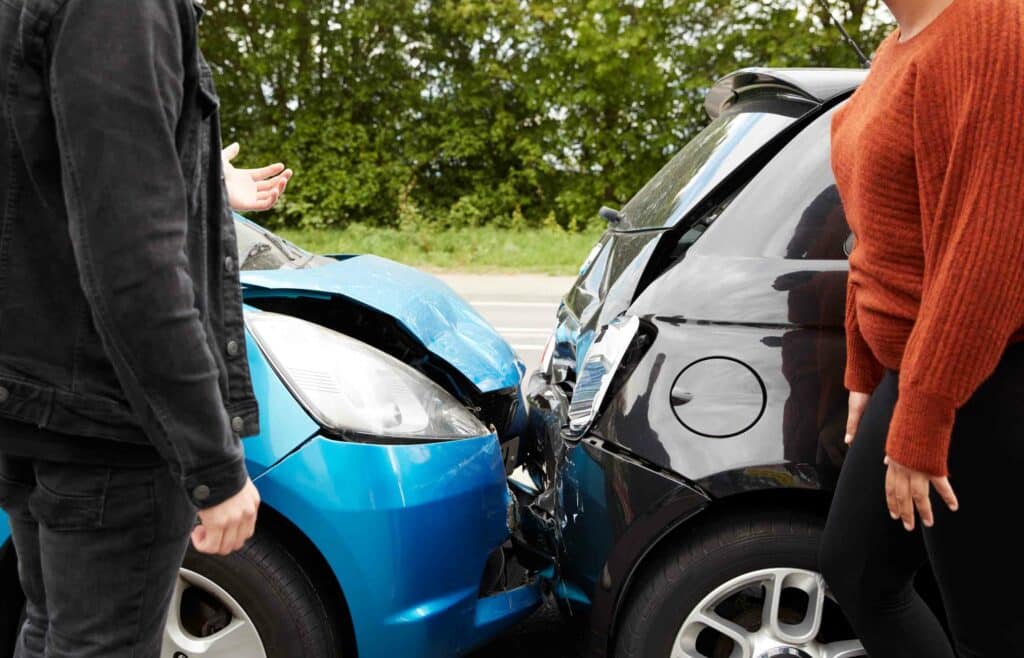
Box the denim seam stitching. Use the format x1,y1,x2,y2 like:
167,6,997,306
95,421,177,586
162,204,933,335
0,31,22,299
128,480,157,657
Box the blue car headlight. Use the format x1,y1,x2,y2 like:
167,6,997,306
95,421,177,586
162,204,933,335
246,310,490,443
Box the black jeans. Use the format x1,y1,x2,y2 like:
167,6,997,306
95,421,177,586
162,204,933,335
820,341,1024,657
0,455,195,657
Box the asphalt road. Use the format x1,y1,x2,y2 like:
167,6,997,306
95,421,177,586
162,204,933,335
436,273,575,376
467,600,585,658
437,273,584,658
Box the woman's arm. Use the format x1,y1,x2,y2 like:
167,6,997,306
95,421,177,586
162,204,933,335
886,37,1024,478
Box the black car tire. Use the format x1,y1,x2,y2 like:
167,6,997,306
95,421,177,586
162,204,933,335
0,545,24,658
613,507,830,658
178,528,340,658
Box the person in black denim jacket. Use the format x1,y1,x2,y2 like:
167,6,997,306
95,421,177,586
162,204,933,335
0,0,291,654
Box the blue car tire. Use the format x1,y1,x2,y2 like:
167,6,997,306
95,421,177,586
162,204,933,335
169,529,341,658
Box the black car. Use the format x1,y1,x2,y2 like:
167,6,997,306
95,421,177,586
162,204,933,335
514,67,948,658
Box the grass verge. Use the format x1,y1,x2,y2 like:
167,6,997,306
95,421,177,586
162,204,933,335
275,225,603,275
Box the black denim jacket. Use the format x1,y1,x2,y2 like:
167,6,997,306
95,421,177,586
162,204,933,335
0,0,259,508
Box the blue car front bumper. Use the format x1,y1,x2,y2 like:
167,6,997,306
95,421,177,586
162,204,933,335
1,238,547,657
255,431,542,658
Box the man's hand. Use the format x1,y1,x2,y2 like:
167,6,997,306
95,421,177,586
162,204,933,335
884,456,958,531
845,390,870,444
222,142,293,212
191,478,260,555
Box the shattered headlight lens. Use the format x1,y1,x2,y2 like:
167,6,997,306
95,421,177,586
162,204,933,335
539,310,576,385
246,310,489,442
566,315,640,437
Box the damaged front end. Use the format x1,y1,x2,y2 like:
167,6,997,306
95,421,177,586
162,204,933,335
515,302,713,655
508,380,569,576
239,249,530,451
232,215,556,653
511,316,655,602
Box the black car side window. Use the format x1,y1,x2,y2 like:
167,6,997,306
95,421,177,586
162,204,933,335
689,104,853,261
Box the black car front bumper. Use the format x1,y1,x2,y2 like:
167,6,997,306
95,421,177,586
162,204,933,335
516,373,710,657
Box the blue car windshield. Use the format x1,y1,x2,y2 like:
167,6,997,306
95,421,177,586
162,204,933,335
619,108,798,230
235,219,321,271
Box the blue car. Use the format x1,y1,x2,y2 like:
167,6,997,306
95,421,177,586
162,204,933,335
0,216,544,658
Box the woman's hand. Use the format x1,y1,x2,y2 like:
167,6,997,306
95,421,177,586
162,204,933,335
884,455,958,531
845,391,870,444
222,142,293,212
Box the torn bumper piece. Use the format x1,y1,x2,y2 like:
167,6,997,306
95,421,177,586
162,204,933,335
508,375,569,574
515,373,712,657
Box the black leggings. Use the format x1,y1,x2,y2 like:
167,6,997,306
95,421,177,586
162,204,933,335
820,340,1024,658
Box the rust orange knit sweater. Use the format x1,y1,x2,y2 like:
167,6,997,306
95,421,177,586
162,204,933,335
831,0,1024,477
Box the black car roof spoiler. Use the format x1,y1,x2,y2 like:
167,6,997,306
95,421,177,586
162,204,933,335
704,67,869,119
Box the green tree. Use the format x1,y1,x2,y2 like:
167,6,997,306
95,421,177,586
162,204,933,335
200,0,889,231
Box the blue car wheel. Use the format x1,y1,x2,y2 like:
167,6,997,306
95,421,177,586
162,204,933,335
1,527,343,658
166,528,341,657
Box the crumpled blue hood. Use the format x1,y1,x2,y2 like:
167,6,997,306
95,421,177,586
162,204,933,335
239,255,522,394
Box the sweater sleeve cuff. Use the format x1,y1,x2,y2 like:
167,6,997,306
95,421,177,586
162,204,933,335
885,385,956,477
844,338,885,394
844,359,884,395
181,453,249,509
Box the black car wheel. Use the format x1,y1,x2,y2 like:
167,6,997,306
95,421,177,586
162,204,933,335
613,509,864,658
163,528,340,657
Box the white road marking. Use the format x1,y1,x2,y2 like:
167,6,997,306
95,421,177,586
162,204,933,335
469,301,553,308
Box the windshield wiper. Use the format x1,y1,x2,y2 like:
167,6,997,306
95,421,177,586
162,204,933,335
259,230,300,261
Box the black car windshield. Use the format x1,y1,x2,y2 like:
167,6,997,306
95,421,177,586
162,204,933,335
619,106,800,230
234,218,318,271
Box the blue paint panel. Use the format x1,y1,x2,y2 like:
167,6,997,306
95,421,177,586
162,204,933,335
253,433,541,658
238,316,320,476
0,249,537,655
239,255,522,394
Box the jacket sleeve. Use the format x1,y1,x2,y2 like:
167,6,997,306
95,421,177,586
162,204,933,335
886,43,1024,477
48,0,247,507
844,280,884,395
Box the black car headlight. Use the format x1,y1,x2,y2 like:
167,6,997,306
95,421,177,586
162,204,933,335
246,310,490,442
566,315,641,437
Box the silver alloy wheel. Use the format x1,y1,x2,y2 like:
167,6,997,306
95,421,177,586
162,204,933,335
672,568,864,658
161,568,268,658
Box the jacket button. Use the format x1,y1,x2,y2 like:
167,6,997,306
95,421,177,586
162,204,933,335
231,416,245,433
192,484,211,503
224,256,235,273
226,340,240,356
0,386,8,403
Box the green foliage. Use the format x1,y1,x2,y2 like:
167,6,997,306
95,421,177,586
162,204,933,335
276,225,605,274
202,0,890,231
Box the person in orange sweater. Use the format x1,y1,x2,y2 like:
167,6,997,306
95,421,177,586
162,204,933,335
818,0,1024,655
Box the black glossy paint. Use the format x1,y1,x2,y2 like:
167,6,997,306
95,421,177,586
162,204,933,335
599,104,853,495
558,439,708,657
565,230,663,348
522,80,866,657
